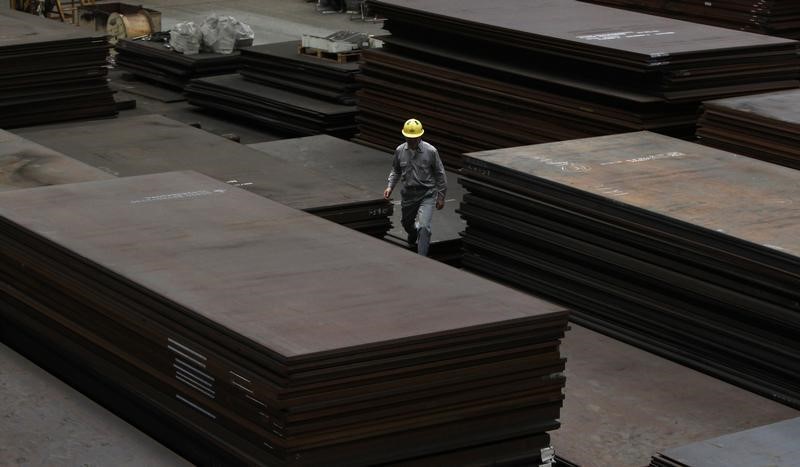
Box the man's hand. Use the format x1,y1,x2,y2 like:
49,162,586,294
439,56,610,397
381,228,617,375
436,198,445,210
383,187,393,200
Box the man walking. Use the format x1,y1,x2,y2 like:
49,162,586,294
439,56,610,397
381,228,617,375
383,118,447,257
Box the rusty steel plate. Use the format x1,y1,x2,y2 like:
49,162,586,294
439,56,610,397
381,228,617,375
0,10,115,128
0,171,568,464
698,88,800,169
240,41,360,105
357,1,798,168
368,0,798,68
115,39,241,89
580,0,800,39
649,417,800,467
464,131,800,256
186,74,357,137
16,114,388,234
0,130,112,191
0,171,566,358
457,131,800,408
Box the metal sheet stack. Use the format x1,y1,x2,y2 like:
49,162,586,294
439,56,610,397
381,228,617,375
357,0,799,167
115,39,241,89
458,131,800,408
17,115,391,236
0,10,116,129
649,417,800,466
247,135,393,191
0,171,569,465
186,74,358,137
185,41,359,138
698,88,800,170
0,129,114,190
240,41,361,105
579,0,800,39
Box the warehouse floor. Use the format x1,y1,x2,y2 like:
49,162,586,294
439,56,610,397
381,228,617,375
0,1,798,466
0,341,189,466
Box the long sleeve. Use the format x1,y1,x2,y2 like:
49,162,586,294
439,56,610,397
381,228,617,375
433,149,447,200
387,151,401,190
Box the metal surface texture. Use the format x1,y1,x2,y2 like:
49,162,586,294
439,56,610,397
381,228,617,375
464,131,800,255
457,131,800,408
190,74,356,115
357,0,798,167
0,130,113,191
0,170,565,357
698,88,800,169
242,41,359,72
186,74,357,137
248,134,393,193
368,0,797,64
116,40,242,66
115,39,241,89
0,10,116,128
373,35,665,104
650,417,800,467
240,41,360,105
0,9,106,47
356,44,698,167
0,342,188,466
0,171,568,464
580,0,800,39
556,325,798,467
703,88,800,124
16,115,387,233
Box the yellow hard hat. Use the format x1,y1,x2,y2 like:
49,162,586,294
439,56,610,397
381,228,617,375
402,118,424,138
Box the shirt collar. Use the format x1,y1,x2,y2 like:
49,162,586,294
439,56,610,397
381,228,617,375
405,141,423,152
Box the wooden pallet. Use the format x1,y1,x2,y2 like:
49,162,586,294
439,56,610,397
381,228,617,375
298,45,360,63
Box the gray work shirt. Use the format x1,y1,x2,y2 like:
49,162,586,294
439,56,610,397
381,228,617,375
387,141,447,200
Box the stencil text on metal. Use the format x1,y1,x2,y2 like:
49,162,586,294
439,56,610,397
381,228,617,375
130,189,227,204
576,30,676,41
599,152,688,166
525,155,592,173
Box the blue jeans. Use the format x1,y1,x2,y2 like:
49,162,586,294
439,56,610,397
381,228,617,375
401,187,435,257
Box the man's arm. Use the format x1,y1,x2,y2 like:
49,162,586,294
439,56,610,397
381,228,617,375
384,151,401,199
433,149,447,209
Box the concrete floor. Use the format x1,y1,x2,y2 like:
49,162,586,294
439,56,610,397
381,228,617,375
0,343,188,467
2,1,799,466
554,325,797,467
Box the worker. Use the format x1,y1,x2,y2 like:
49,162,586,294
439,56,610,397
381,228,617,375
383,118,447,257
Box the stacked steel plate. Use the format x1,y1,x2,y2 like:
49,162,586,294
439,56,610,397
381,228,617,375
240,41,361,105
580,0,800,39
186,74,358,137
186,40,360,137
0,171,569,466
248,135,464,263
115,39,241,89
247,135,394,193
17,115,390,236
458,131,800,408
0,130,113,191
0,10,116,129
698,88,800,169
649,417,800,466
357,0,799,167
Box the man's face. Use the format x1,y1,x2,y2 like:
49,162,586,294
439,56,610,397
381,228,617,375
406,136,421,150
